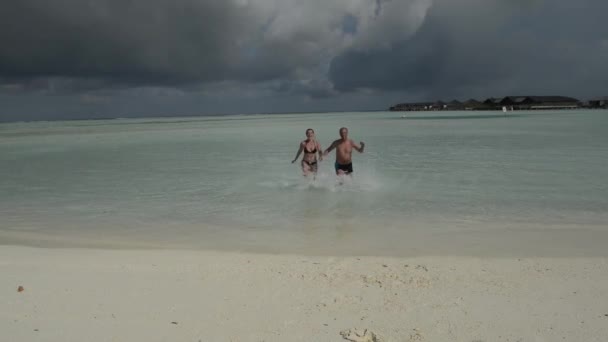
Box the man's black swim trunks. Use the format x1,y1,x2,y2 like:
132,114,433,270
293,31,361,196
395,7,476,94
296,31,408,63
334,162,353,174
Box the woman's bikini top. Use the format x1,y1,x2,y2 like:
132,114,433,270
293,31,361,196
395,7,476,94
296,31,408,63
304,142,317,154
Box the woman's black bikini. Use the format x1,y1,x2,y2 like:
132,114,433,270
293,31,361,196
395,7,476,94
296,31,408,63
302,143,318,169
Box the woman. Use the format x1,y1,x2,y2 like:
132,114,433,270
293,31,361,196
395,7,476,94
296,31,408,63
291,128,323,176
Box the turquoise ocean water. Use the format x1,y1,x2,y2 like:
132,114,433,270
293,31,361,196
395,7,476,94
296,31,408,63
1,110,607,256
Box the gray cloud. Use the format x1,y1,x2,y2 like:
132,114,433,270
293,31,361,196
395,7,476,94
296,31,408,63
329,0,608,99
0,1,258,84
0,0,429,88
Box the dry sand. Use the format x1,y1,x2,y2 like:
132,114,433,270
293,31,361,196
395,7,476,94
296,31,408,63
2,245,608,341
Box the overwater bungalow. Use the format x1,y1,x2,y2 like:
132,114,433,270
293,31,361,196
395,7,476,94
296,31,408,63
390,95,582,112
498,96,581,110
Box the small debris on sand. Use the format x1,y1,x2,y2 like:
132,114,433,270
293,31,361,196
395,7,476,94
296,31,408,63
415,265,428,272
340,328,379,342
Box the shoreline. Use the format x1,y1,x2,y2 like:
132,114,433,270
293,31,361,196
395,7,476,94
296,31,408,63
3,245,608,341
2,220,608,258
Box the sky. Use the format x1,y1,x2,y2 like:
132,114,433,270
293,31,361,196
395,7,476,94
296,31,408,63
1,0,607,121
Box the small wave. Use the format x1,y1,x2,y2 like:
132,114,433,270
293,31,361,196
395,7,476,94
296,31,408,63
259,170,383,193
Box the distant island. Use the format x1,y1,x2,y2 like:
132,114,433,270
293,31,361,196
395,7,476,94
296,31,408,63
389,96,608,111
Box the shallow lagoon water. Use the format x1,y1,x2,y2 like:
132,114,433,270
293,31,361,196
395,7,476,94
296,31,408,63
1,110,607,256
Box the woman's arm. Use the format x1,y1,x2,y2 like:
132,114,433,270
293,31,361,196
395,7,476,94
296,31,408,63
292,143,304,163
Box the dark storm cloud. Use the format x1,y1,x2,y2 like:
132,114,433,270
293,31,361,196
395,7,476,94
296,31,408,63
273,79,335,99
0,0,273,85
0,0,430,94
329,0,608,99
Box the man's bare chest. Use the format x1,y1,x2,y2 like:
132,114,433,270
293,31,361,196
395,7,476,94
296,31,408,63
337,142,352,154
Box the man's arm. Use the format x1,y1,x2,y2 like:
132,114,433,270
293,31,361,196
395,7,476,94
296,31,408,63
323,140,338,156
352,140,365,153
291,144,304,163
317,141,323,161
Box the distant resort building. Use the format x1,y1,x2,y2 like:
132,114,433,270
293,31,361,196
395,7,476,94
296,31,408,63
389,102,437,111
390,95,582,111
497,96,581,110
588,97,608,109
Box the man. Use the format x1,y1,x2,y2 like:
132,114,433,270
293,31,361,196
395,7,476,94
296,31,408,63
323,127,365,175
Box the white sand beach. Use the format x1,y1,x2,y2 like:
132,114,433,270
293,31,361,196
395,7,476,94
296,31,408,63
2,245,608,342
